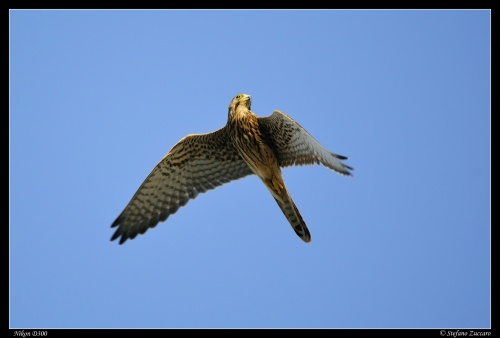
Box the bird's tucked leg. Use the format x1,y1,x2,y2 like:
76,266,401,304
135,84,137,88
263,176,285,201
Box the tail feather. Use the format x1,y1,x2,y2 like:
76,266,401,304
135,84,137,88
273,190,311,243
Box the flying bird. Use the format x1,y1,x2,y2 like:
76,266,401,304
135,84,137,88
111,94,353,244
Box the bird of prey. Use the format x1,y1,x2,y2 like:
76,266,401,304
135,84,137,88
111,93,353,244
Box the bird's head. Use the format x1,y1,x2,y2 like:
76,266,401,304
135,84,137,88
228,93,252,113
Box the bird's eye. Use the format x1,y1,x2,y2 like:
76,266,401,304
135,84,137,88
235,95,240,99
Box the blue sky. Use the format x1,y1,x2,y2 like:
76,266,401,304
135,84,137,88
9,10,490,329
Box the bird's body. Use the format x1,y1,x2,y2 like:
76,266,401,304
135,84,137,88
226,95,311,241
111,94,352,244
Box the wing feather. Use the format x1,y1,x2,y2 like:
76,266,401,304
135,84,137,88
111,126,254,244
258,110,353,176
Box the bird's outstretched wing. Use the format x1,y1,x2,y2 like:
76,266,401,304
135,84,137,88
258,110,353,176
111,127,254,244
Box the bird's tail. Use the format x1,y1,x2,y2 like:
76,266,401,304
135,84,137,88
273,188,311,243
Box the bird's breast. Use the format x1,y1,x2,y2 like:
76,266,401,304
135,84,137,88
228,115,280,182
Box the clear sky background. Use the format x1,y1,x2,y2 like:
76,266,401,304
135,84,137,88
9,10,490,329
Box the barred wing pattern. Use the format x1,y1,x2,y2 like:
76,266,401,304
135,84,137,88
111,127,254,244
258,110,353,176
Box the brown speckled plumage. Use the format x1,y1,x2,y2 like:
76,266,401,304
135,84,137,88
111,93,352,244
